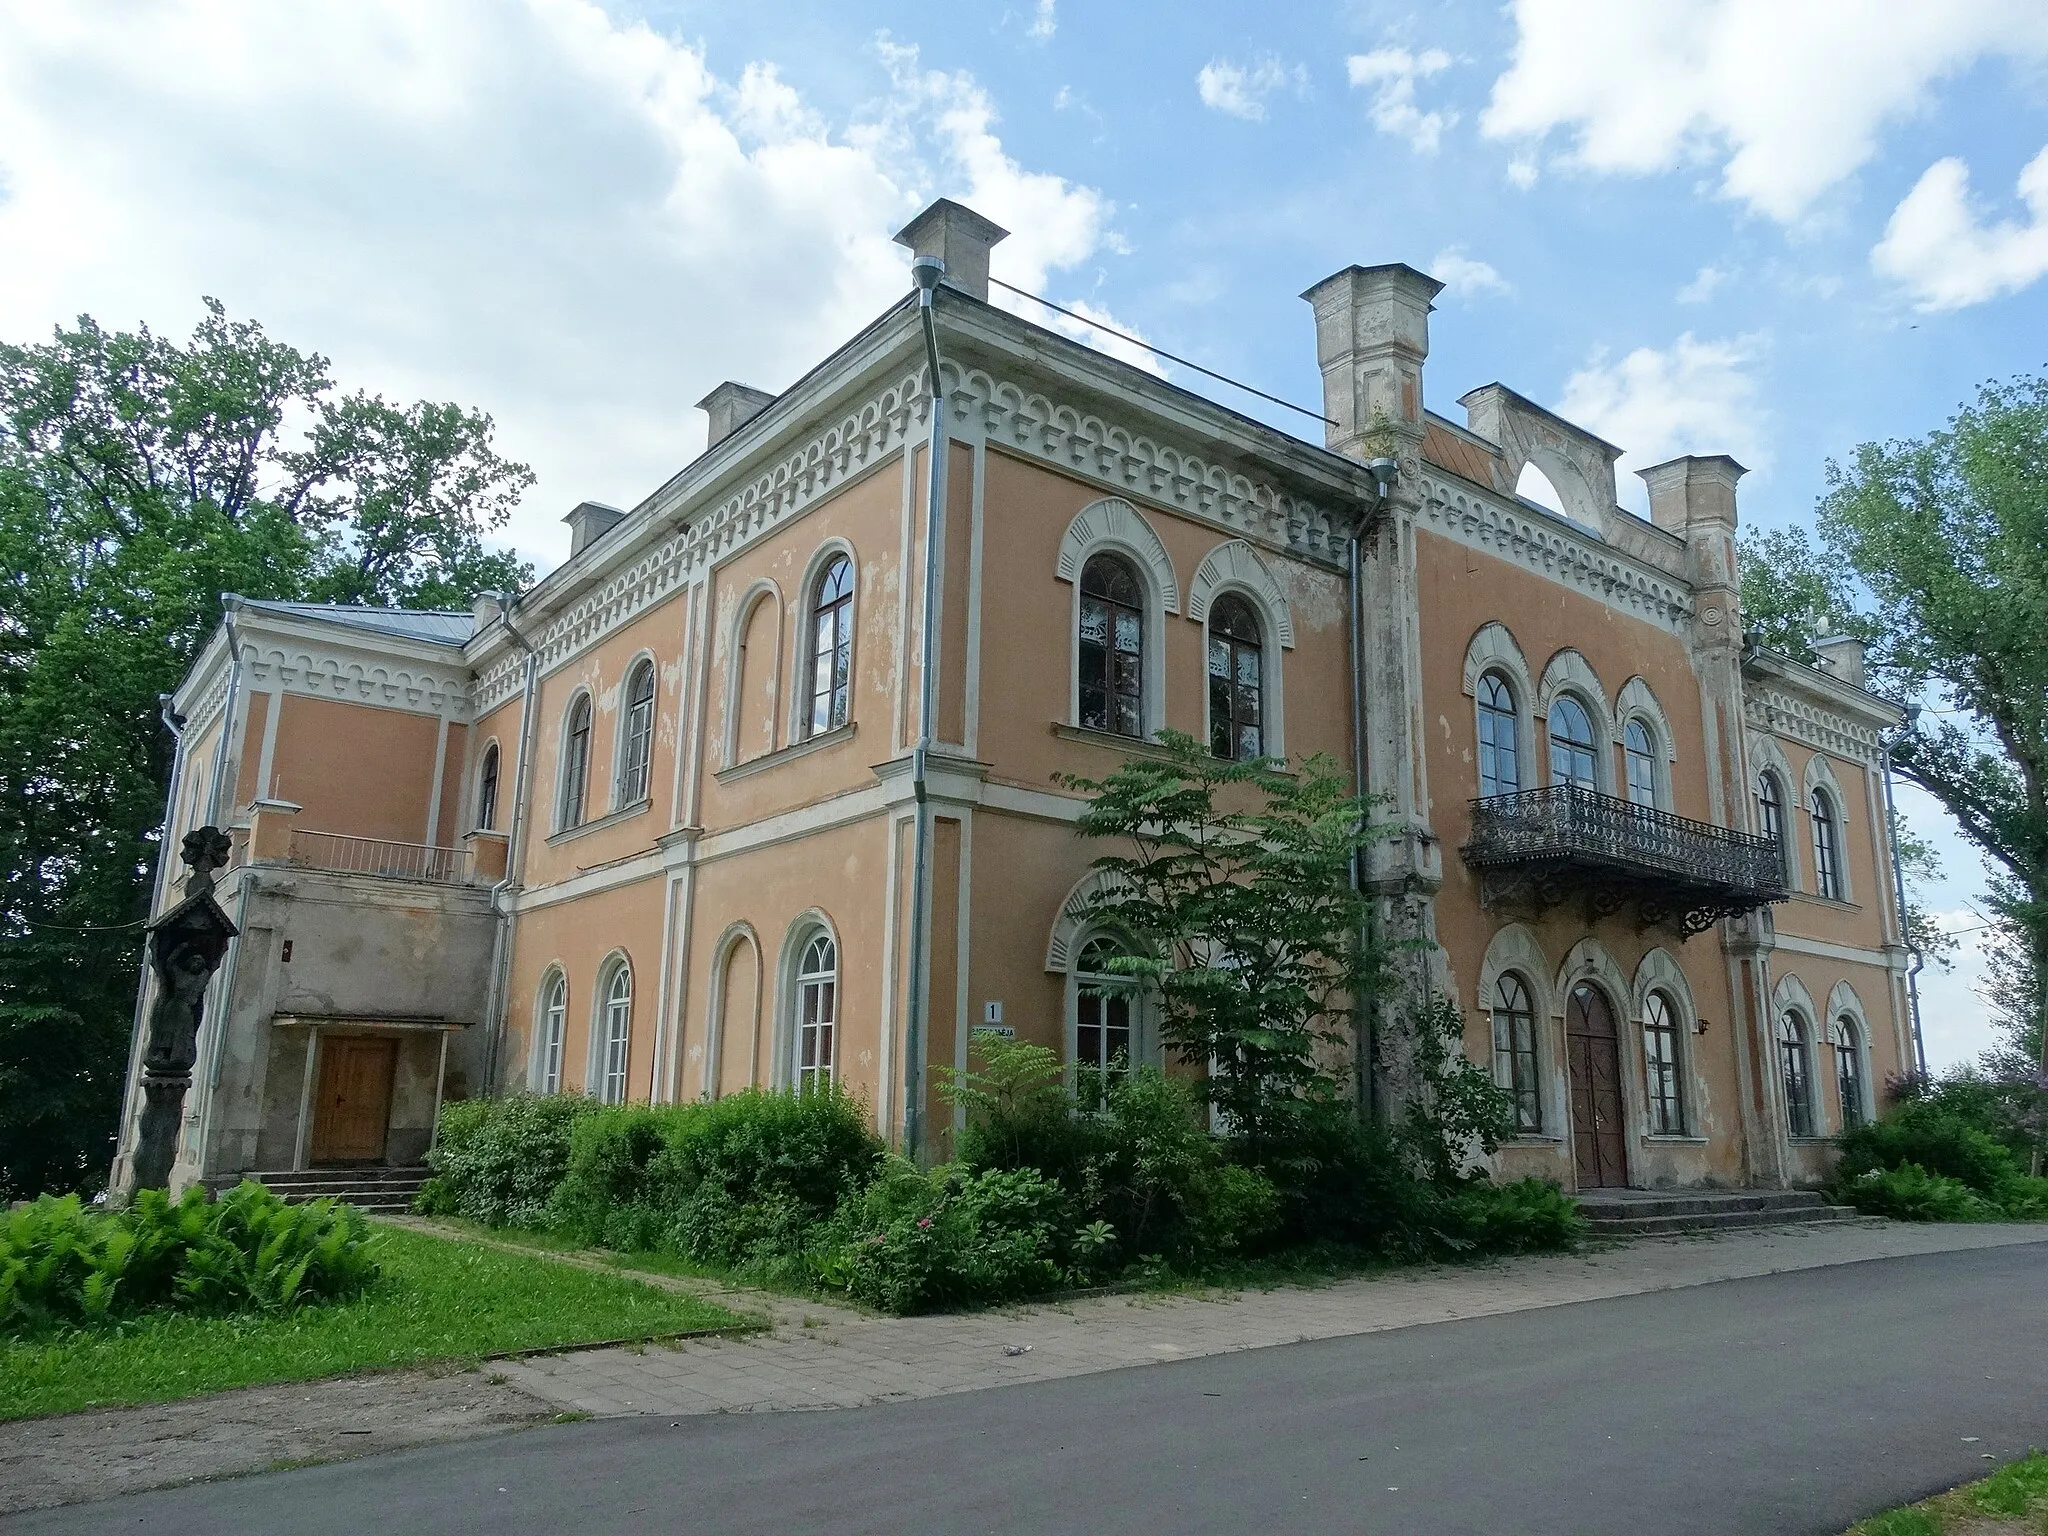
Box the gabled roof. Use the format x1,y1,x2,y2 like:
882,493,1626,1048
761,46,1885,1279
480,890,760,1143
230,598,477,647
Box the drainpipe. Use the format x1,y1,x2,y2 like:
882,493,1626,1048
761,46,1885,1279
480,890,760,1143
481,596,540,1095
902,255,947,1161
1347,457,1397,1121
1881,722,1928,1079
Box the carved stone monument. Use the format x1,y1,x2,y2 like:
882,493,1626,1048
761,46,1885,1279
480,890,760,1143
129,827,239,1193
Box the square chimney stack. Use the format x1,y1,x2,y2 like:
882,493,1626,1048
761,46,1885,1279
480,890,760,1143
893,199,1009,303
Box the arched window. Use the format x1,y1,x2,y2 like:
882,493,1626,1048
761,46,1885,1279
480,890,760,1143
1548,696,1598,791
1490,973,1541,1132
794,933,837,1092
537,973,566,1094
1207,594,1264,761
1643,990,1685,1135
1624,720,1659,808
597,963,632,1105
1757,771,1790,881
1079,553,1144,738
1074,934,1136,1104
559,693,593,830
806,554,854,736
1811,788,1843,900
477,742,501,831
1477,672,1521,798
1831,1017,1866,1129
1779,1011,1815,1137
617,660,656,807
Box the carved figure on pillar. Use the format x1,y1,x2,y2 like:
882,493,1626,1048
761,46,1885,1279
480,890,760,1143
129,826,239,1194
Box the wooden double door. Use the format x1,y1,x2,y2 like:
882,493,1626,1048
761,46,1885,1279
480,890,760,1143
1566,983,1629,1189
310,1035,397,1165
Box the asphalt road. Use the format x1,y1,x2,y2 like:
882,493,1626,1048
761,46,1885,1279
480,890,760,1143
13,1240,2047,1536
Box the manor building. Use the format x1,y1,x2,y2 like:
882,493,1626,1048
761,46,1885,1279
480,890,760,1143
113,199,1913,1199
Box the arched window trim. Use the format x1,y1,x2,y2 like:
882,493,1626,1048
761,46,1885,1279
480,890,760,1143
778,913,840,1093
1803,753,1854,902
1476,669,1525,798
1632,946,1697,1140
721,579,784,769
1547,693,1602,792
792,541,858,742
1203,590,1273,762
1066,925,1153,1096
588,953,633,1105
701,921,761,1101
556,690,595,832
1809,784,1846,901
1077,550,1150,740
1826,980,1874,1130
1537,649,1613,793
475,739,502,832
1491,970,1543,1133
1614,677,1677,811
613,653,658,811
532,968,568,1093
1757,767,1796,890
1641,989,1686,1136
1057,500,1176,739
1777,1008,1817,1138
1479,923,1557,1139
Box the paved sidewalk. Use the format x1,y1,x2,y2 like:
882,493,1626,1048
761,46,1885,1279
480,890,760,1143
482,1218,2048,1418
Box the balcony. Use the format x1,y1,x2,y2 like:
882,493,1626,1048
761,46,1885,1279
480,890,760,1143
1462,785,1785,936
285,829,470,885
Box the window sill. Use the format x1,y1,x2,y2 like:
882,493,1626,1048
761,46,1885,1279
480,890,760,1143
1786,1135,1833,1146
1502,1133,1564,1146
1640,1134,1709,1146
546,798,650,846
716,721,857,783
1788,892,1859,912
1050,722,1180,760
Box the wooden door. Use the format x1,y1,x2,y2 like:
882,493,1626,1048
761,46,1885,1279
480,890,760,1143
310,1036,397,1165
1566,983,1628,1189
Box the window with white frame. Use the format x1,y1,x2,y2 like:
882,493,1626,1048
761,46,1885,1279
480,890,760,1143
1779,1010,1815,1137
1477,672,1521,798
538,973,566,1094
794,933,837,1092
1207,594,1264,761
1624,719,1659,808
559,693,593,830
1642,990,1685,1135
597,964,631,1105
1811,787,1844,900
1078,553,1145,738
1490,972,1541,1132
1548,696,1598,790
1831,1016,1866,1128
617,660,656,807
1073,934,1137,1103
806,554,854,737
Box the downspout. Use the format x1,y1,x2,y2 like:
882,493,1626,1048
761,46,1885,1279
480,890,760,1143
902,255,947,1161
481,596,540,1097
1348,459,1397,1121
1880,727,1928,1078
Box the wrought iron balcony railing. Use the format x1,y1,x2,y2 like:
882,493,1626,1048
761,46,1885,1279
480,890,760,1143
1462,785,1785,935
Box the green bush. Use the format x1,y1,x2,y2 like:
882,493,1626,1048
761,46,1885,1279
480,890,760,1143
1838,1163,2003,1222
827,1161,1072,1314
2,1184,378,1337
1431,1178,1589,1255
416,1093,598,1228
1248,1097,1432,1252
1836,1101,2022,1198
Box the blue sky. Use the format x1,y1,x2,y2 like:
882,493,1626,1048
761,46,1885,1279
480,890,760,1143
3,0,2045,1063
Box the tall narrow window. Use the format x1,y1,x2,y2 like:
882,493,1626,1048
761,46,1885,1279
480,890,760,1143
1078,553,1144,738
1831,1017,1866,1129
477,742,501,831
795,934,837,1092
1074,935,1136,1104
599,965,631,1105
1758,771,1790,881
1491,973,1541,1133
1643,991,1685,1135
1624,720,1659,808
539,974,566,1094
617,660,656,807
1548,696,1598,790
1476,672,1521,798
807,554,854,736
560,694,593,830
1811,788,1843,899
1779,1011,1815,1137
1207,594,1264,761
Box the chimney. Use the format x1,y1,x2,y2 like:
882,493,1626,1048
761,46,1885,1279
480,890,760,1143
1299,264,1445,461
698,382,777,450
892,199,1010,303
1638,456,1747,656
1811,633,1867,688
1639,455,1745,538
563,501,626,557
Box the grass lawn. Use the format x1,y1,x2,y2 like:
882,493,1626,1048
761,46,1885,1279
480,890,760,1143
0,1223,746,1422
1850,1452,2048,1534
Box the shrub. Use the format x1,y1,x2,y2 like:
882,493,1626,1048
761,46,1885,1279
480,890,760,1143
1836,1100,2021,1196
948,1035,1101,1192
828,1161,1072,1314
416,1094,597,1228
1838,1163,2002,1222
1432,1179,1588,1256
1249,1098,1431,1252
1,1183,379,1337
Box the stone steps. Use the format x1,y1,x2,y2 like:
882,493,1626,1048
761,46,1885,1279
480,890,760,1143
211,1166,430,1215
1576,1188,1865,1237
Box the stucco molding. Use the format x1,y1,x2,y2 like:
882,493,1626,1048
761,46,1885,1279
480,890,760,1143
1045,867,1134,973
1461,621,1534,701
1802,750,1856,902
1614,677,1677,759
1055,497,1182,613
1537,648,1615,790
1555,937,1632,1022
241,640,474,721
1632,946,1696,1021
1185,539,1294,647
1744,685,1885,767
1476,923,1553,1020
1771,969,1818,1024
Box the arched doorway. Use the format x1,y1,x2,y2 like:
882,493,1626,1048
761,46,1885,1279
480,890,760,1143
1567,982,1629,1189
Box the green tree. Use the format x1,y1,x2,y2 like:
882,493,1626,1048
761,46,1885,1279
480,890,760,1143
1057,732,1384,1151
0,300,534,1198
1741,371,2048,1095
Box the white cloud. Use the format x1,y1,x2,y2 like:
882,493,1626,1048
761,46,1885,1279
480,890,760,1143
1346,47,1455,154
1481,0,2048,223
1430,247,1510,298
1196,55,1304,123
0,3,1128,568
1027,0,1056,42
1873,144,2048,310
1505,156,1538,190
1556,332,1770,507
1677,265,1727,303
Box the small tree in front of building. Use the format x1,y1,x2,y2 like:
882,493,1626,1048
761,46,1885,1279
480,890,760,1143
1057,732,1386,1154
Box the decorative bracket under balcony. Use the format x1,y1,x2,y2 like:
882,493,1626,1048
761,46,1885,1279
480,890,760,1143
1462,785,1785,937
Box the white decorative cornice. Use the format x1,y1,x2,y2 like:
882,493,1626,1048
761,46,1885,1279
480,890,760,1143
1744,685,1884,767
1414,471,1693,634
242,638,474,720
182,656,236,735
